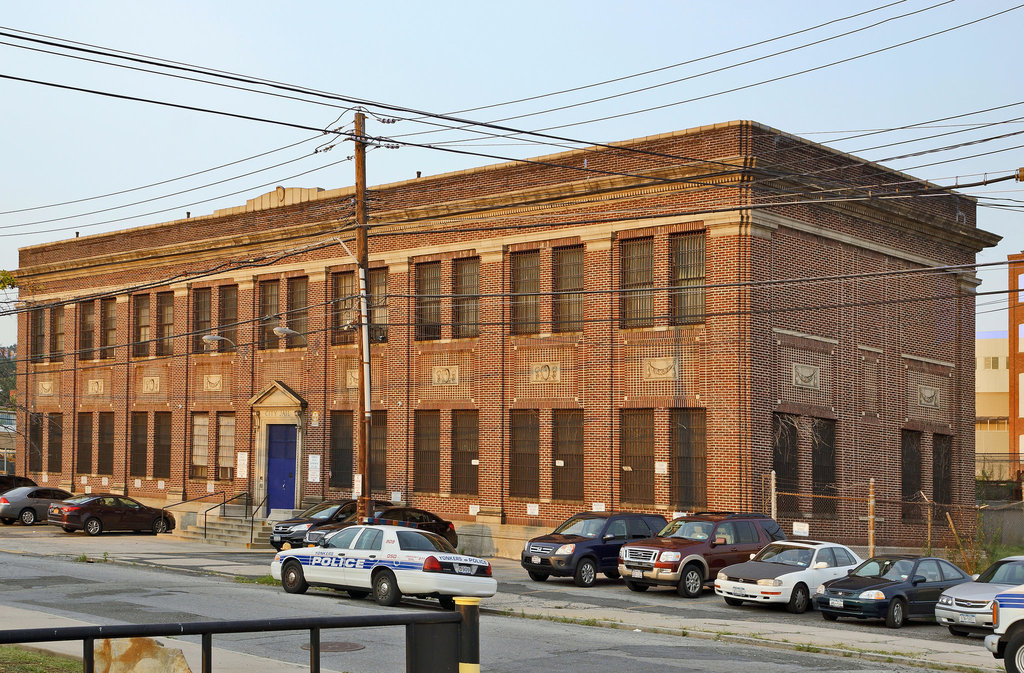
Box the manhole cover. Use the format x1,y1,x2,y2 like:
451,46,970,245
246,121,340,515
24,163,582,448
301,641,365,653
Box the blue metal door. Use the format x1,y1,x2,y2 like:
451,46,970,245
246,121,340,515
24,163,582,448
267,425,297,510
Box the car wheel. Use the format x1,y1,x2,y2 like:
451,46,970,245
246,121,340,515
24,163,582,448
84,518,103,536
62,525,75,533
624,579,648,592
822,611,839,621
152,517,169,534
347,589,369,600
1006,630,1024,673
0,518,14,525
438,596,456,610
947,626,969,637
527,571,549,582
787,583,810,614
885,598,906,629
281,561,308,594
677,563,704,598
724,597,745,607
604,569,620,580
19,508,36,526
373,570,402,607
573,558,597,587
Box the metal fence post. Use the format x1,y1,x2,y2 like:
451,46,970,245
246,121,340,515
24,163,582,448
868,477,875,557
455,596,480,673
770,470,777,522
83,637,94,673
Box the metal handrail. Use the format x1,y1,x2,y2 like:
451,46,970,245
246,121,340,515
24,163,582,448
202,492,251,540
160,491,227,526
249,492,269,545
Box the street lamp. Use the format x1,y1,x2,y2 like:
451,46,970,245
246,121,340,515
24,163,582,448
201,334,244,359
272,326,300,339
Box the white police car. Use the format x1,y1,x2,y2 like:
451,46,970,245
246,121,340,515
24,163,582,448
270,523,496,608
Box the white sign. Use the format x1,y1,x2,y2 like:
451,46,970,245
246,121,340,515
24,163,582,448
158,480,165,490
207,482,215,493
468,504,480,516
526,503,539,516
311,411,320,428
654,461,668,475
101,477,108,486
391,491,403,502
592,502,606,512
792,521,810,537
352,475,362,498
134,479,142,488
236,452,248,480
308,455,321,482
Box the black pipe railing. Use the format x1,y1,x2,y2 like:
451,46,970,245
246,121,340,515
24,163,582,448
161,491,228,525
248,492,268,545
202,492,251,539
0,607,476,673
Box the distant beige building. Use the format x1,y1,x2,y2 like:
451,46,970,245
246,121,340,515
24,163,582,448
977,331,1010,478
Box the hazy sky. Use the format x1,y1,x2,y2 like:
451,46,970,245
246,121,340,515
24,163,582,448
2,1,1022,345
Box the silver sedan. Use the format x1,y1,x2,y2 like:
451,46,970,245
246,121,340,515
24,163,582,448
0,486,72,525
936,556,1024,636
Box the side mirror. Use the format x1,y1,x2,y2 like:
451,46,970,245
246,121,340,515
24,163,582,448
317,538,328,547
971,574,980,581
847,569,854,575
911,575,927,585
813,562,828,570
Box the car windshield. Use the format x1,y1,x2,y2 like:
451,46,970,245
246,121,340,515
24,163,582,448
396,530,457,553
300,501,349,520
853,558,915,581
659,519,714,541
753,544,814,567
553,516,605,538
976,560,1024,585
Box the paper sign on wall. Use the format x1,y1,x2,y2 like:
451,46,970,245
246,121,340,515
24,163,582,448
592,502,606,512
308,455,321,482
793,521,810,536
352,476,362,498
236,452,248,480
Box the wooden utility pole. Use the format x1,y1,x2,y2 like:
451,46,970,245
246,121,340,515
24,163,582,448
354,112,372,520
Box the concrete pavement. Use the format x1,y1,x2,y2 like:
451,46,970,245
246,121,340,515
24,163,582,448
0,527,1004,672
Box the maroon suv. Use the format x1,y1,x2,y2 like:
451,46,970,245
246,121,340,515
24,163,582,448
618,512,785,598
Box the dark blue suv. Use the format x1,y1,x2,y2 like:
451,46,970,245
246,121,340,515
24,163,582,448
521,511,668,587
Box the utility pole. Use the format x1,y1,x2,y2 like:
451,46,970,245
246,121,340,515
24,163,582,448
354,112,372,520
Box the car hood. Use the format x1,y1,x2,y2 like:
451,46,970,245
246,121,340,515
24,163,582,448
826,574,902,593
942,581,1010,601
529,533,588,546
721,560,804,581
623,536,703,551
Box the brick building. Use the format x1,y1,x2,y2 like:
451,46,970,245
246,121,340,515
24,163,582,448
15,120,997,545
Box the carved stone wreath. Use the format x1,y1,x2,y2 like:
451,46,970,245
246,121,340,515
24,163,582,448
792,363,820,390
918,384,940,409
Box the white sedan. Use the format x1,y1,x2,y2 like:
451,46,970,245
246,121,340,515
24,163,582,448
714,540,862,613
270,523,496,608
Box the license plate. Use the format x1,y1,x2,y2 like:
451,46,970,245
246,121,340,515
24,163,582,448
454,564,472,575
631,569,643,579
958,614,975,624
733,587,749,596
531,556,540,564
49,505,59,514
829,598,843,608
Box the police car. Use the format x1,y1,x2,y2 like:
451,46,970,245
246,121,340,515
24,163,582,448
270,523,496,609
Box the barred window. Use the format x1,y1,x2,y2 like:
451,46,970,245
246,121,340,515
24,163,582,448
331,271,357,345
153,412,172,478
218,285,238,352
933,434,952,505
77,412,92,475
217,414,235,481
258,280,280,349
413,410,440,492
901,429,922,521
453,258,480,339
671,408,706,510
552,410,583,501
451,410,478,495
191,413,209,479
47,413,63,473
620,409,654,504
510,409,539,498
670,233,705,325
811,418,836,518
79,301,95,360
133,295,150,358
49,306,64,362
370,410,387,490
416,262,442,341
773,413,799,514
287,277,308,348
97,412,114,475
192,288,211,353
330,411,353,488
553,246,584,333
130,412,148,477
511,251,540,335
99,298,117,360
155,292,174,357
619,238,654,328
28,413,43,472
368,268,388,343
29,308,45,362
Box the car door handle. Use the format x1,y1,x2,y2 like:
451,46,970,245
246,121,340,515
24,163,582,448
369,555,377,559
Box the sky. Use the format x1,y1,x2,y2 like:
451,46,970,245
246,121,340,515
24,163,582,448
1,0,1022,346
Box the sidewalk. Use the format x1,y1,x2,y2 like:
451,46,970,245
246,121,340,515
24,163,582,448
0,530,1003,672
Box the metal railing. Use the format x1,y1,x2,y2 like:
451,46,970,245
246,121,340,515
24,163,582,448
161,491,228,525
202,492,251,540
248,492,268,545
0,599,482,673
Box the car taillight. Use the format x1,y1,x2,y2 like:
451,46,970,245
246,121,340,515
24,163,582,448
0,497,7,504
423,556,443,573
482,563,492,577
448,522,456,531
64,506,81,513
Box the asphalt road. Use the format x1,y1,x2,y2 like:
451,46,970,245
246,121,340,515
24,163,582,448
0,547,924,672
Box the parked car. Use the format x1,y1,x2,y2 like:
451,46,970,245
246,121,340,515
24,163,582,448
815,555,971,628
0,475,36,494
47,493,175,535
936,555,1024,636
270,499,392,550
0,486,73,525
619,512,786,597
306,506,458,548
521,511,668,587
715,539,862,613
984,581,1024,671
271,523,496,608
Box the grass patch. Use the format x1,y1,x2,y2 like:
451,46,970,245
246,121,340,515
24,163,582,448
73,554,89,563
795,644,821,653
232,574,278,585
0,645,80,673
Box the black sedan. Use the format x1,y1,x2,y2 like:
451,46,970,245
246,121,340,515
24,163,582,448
48,493,175,535
307,506,459,547
815,555,971,628
270,498,392,550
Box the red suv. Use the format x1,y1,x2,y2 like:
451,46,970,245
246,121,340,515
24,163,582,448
618,512,785,598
